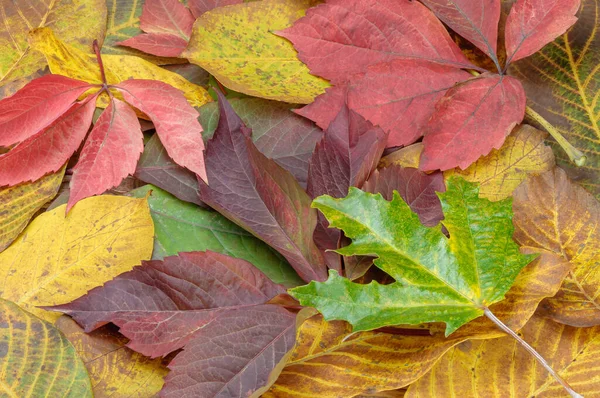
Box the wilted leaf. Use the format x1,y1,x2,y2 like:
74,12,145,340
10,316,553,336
198,97,323,187
0,0,106,97
199,92,327,282
509,0,599,198
445,124,555,201
29,27,211,107
292,178,535,335
183,0,330,103
0,299,92,397
50,252,297,398
56,316,168,397
0,195,153,322
406,315,600,397
513,168,600,327
0,167,64,252
379,143,424,169
130,185,303,287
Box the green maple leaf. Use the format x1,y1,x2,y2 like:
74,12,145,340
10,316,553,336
290,177,536,335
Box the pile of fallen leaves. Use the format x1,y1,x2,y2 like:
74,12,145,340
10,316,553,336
0,0,599,397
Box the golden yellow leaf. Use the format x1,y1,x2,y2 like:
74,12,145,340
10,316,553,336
0,167,65,252
0,0,106,97
56,316,168,397
513,168,600,327
0,195,154,322
0,299,92,397
182,0,330,103
406,315,600,398
445,125,555,201
28,27,212,107
264,254,571,397
379,143,424,169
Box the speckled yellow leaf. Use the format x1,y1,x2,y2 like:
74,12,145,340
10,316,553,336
445,125,555,201
182,0,330,103
406,315,600,398
56,316,167,397
379,143,424,169
514,168,600,327
0,0,106,98
0,167,65,252
28,27,211,107
0,299,92,397
0,195,154,323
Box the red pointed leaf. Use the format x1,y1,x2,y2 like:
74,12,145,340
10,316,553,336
118,33,189,57
199,92,327,283
139,0,194,38
116,80,208,182
362,165,446,227
0,98,96,186
347,60,471,147
188,0,244,18
295,84,347,131
420,0,501,62
278,0,473,83
68,99,143,211
505,0,580,64
420,74,526,171
0,75,91,146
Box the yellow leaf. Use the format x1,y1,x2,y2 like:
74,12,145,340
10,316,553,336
0,195,154,322
182,0,330,103
406,315,600,397
379,143,424,169
264,254,571,397
445,125,555,201
28,27,212,108
56,316,168,397
0,299,92,397
0,167,65,252
0,0,107,97
514,168,600,327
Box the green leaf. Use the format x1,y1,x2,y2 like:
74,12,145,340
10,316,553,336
130,185,303,287
290,177,535,335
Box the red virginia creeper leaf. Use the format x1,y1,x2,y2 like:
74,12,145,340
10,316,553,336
278,0,474,84
116,79,208,183
420,74,526,171
362,165,446,227
420,0,501,62
119,34,189,58
48,251,296,397
199,92,328,283
188,0,244,18
0,98,96,186
0,75,91,146
68,99,143,211
505,0,581,64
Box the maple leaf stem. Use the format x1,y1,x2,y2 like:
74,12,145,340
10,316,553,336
483,307,583,398
92,39,108,87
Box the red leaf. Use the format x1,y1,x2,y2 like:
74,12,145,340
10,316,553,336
420,74,526,171
505,0,580,64
278,0,473,84
0,75,91,146
118,34,189,57
199,92,328,283
420,0,501,63
48,251,295,397
362,165,446,227
188,0,244,18
347,60,471,147
0,98,96,186
68,99,143,211
295,84,347,131
116,80,208,182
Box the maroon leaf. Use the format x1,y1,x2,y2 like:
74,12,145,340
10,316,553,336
277,0,474,84
362,165,446,227
188,0,244,18
0,98,96,186
116,79,208,182
295,84,347,131
68,98,143,211
48,251,295,397
420,74,526,171
119,34,189,58
0,75,91,146
199,92,327,282
420,0,501,63
505,0,580,64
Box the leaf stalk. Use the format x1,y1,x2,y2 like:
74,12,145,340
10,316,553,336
92,39,108,88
